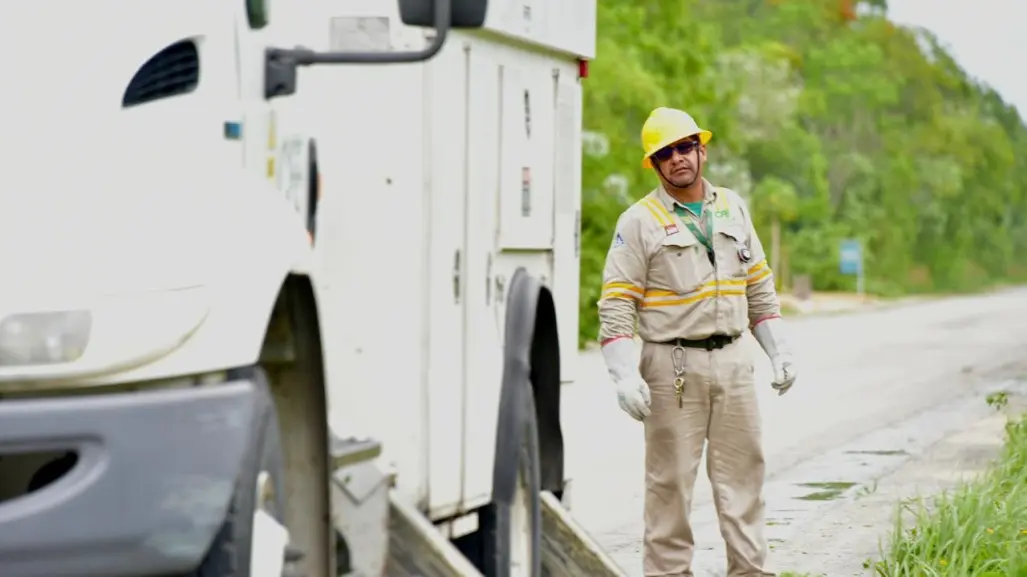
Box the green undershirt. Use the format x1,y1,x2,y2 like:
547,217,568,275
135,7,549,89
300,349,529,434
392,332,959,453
678,202,704,217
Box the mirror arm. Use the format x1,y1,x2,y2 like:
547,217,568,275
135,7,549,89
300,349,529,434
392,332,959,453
264,0,453,99
270,0,451,67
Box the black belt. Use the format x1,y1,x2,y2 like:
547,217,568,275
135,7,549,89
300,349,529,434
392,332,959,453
660,334,738,351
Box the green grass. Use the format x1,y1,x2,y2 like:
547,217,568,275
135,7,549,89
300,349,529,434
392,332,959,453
871,412,1027,576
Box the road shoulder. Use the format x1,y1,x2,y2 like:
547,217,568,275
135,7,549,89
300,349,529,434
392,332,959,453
768,399,1019,575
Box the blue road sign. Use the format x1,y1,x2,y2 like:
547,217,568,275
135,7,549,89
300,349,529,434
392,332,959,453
839,239,862,275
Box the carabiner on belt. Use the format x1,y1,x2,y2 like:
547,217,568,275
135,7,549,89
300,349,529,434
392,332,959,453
671,345,686,408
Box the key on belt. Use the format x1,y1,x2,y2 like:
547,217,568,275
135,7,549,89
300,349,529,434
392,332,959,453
663,334,738,407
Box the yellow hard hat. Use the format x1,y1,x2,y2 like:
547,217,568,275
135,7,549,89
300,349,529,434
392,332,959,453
640,107,713,168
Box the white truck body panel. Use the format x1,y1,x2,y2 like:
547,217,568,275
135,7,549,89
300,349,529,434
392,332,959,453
485,0,597,59
280,3,590,517
271,0,596,59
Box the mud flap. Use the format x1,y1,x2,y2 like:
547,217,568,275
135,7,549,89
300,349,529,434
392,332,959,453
540,492,627,577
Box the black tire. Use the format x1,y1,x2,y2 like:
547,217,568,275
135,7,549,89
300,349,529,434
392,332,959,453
480,385,543,577
192,368,288,577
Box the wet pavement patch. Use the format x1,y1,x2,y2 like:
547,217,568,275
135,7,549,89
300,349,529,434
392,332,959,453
795,481,856,501
796,490,842,501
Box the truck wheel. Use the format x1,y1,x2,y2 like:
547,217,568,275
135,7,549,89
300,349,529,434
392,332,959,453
192,368,293,577
481,386,542,577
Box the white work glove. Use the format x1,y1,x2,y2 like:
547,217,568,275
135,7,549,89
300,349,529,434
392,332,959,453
752,317,798,396
601,338,652,421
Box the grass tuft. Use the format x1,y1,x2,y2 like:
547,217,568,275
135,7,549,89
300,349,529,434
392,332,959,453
872,413,1027,576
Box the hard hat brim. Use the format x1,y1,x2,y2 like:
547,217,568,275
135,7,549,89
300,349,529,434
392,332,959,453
642,129,713,168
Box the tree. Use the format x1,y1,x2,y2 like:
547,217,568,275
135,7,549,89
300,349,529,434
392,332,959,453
577,0,1027,344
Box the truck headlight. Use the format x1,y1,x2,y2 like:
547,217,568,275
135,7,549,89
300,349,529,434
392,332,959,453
0,310,92,366
0,286,209,382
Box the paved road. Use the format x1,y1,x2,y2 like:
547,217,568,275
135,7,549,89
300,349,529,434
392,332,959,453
561,286,1027,576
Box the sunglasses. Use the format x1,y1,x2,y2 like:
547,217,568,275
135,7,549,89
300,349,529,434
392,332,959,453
652,140,700,162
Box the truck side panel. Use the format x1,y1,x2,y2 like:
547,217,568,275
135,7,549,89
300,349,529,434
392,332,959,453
496,58,555,250
454,34,582,512
459,37,507,518
551,74,583,383
297,55,433,508
425,35,472,518
481,0,597,60
275,2,590,519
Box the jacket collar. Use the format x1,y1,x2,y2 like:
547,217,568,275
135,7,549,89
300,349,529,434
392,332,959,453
654,177,716,211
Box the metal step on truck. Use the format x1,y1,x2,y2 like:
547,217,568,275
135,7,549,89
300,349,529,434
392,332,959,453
0,1,624,576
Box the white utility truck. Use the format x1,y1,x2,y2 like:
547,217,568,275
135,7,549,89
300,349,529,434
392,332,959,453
0,1,621,577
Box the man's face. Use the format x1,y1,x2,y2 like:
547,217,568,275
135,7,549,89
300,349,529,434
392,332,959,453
652,137,705,188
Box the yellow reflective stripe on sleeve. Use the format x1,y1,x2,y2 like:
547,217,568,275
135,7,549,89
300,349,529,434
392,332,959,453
603,282,644,293
748,269,772,284
641,279,747,308
602,291,640,301
600,282,644,301
640,197,673,228
746,259,772,285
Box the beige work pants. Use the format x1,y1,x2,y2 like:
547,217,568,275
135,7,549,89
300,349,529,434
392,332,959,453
639,340,772,577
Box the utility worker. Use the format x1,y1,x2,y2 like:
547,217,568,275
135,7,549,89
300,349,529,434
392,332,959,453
597,107,798,577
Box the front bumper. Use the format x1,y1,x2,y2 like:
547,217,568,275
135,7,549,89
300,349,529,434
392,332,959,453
0,378,259,577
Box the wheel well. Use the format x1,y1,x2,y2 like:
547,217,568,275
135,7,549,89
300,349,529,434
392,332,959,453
260,274,336,577
499,268,565,497
456,270,558,574
529,286,564,496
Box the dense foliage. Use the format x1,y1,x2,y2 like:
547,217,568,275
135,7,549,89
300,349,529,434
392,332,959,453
578,0,1027,344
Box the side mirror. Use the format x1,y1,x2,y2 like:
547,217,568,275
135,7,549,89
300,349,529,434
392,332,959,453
398,0,488,28
265,0,489,100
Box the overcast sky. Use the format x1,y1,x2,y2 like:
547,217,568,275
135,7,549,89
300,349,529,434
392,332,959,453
886,0,1027,116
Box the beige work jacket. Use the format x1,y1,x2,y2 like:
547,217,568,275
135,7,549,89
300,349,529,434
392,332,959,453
597,179,780,344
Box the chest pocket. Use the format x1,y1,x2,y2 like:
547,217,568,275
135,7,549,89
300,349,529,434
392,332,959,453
649,231,711,295
714,223,750,279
